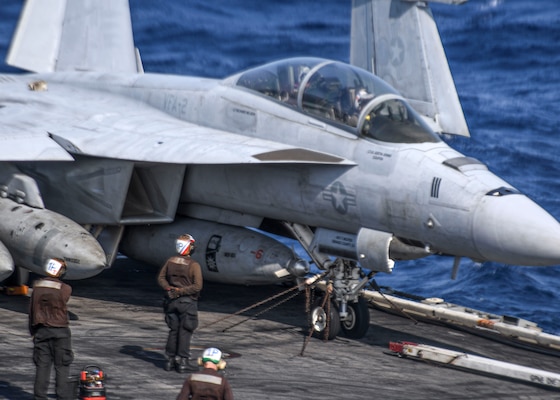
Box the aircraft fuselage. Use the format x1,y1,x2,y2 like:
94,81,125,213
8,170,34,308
4,60,560,272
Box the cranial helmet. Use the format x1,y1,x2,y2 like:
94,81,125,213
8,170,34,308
298,66,310,82
199,347,226,370
176,234,195,256
45,258,67,278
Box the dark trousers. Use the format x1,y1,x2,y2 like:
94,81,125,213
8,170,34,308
33,326,74,400
164,297,198,359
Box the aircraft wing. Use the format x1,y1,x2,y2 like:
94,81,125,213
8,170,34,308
0,133,74,161
0,79,351,165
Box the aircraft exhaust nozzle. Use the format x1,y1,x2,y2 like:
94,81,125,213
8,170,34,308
0,240,14,281
473,194,560,266
0,197,107,280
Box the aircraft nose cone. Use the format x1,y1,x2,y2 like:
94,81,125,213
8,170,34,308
473,194,560,266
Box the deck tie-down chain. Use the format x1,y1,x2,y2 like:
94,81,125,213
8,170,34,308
200,271,331,334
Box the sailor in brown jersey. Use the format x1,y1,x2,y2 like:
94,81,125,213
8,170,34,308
158,233,203,373
29,258,74,400
176,347,234,400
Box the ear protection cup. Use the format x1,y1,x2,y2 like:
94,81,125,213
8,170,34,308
197,357,227,370
216,360,227,370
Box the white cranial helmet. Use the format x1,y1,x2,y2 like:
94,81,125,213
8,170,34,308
45,258,66,278
202,347,222,364
176,234,195,256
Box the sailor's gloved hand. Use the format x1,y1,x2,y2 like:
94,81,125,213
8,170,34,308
166,288,180,299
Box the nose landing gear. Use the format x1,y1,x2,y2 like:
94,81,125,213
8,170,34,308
308,259,371,340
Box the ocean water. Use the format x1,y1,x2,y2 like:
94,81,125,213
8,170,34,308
1,0,559,334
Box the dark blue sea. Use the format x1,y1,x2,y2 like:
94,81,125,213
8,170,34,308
1,0,559,334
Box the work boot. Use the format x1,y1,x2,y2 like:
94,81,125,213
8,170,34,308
164,356,176,371
175,357,198,373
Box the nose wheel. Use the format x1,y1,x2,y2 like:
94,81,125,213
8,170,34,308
340,297,370,339
310,297,340,340
309,295,370,340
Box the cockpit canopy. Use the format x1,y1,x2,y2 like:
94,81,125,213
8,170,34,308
236,57,440,144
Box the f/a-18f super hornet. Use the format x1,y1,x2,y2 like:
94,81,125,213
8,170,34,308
1,0,560,339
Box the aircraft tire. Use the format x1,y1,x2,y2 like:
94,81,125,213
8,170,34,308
340,297,370,339
309,297,340,340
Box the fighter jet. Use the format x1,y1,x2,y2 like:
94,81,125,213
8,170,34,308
1,0,559,339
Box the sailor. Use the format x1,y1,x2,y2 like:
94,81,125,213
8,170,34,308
354,87,374,110
29,258,74,400
176,347,234,400
158,234,203,373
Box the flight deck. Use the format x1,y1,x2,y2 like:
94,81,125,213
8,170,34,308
1,257,559,400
